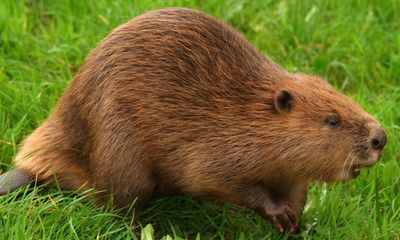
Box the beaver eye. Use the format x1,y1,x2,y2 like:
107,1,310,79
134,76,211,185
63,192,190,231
325,116,339,127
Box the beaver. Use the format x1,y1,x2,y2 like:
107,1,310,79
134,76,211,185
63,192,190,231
0,8,387,233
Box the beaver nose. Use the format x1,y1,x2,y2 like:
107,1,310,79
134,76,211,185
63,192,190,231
371,128,387,150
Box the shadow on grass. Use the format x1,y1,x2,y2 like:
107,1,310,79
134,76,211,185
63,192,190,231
140,196,292,239
0,184,296,239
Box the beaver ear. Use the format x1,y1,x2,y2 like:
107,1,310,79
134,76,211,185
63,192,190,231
274,89,293,113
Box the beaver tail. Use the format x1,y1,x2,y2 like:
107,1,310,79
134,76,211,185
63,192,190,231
0,168,34,195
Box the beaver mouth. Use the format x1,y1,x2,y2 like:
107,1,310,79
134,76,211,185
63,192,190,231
349,149,382,179
350,162,376,179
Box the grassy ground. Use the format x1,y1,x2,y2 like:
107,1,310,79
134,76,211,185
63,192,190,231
0,0,399,239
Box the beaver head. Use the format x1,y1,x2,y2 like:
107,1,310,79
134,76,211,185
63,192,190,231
257,73,386,183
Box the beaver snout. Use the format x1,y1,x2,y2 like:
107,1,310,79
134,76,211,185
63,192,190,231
370,128,387,151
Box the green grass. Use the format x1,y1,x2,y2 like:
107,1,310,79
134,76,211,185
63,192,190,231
0,0,399,239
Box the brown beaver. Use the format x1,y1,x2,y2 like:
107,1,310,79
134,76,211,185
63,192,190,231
0,8,387,233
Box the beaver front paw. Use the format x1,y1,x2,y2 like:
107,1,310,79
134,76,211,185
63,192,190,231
262,201,298,233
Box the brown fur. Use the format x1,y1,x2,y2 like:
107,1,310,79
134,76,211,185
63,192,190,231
12,8,386,233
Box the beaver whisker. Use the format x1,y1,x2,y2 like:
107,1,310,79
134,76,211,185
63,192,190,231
348,152,357,175
340,149,354,180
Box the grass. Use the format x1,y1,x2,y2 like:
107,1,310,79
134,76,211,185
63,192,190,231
0,0,399,239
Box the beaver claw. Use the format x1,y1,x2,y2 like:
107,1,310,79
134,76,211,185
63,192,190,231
262,201,299,233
